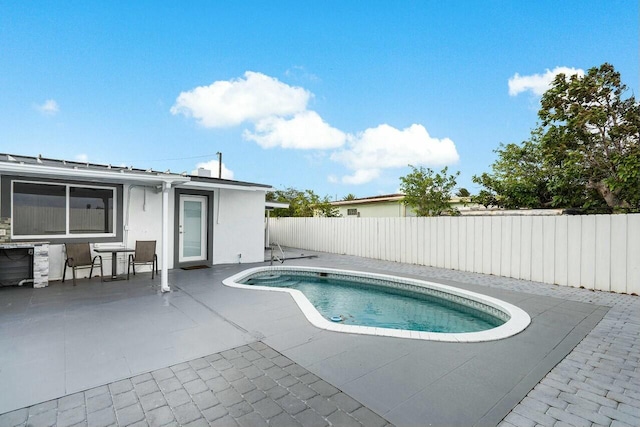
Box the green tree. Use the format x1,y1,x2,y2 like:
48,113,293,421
455,188,470,198
539,63,640,210
266,188,340,217
472,134,553,208
342,193,357,201
474,63,640,212
399,165,460,216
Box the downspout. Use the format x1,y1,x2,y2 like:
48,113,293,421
161,181,171,292
216,189,221,224
266,209,270,247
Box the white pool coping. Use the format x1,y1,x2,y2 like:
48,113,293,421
222,266,531,342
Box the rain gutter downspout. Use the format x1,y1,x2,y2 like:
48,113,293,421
161,180,172,292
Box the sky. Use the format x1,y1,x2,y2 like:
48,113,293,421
1,1,637,199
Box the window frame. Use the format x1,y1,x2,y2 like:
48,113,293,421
10,179,118,240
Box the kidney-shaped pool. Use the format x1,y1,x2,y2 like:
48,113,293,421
223,266,530,342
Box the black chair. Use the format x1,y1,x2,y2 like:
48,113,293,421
127,240,158,279
62,243,103,286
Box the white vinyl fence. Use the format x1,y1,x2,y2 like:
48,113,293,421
269,214,640,295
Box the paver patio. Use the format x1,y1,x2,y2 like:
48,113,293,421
0,248,638,426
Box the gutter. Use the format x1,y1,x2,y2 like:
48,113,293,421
0,162,191,185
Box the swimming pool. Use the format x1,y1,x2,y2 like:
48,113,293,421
223,266,530,342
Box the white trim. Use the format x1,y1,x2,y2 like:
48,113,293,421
266,201,289,210
178,180,270,192
223,266,531,342
178,194,208,263
0,162,190,185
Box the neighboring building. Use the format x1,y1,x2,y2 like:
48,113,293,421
0,153,271,291
331,194,413,217
330,194,475,217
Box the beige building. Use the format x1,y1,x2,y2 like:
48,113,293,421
330,194,474,217
330,194,564,217
331,194,413,218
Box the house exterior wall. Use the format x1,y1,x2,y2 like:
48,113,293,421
46,184,169,281
336,201,416,218
213,188,265,264
1,178,266,282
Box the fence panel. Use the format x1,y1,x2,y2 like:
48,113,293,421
491,217,502,276
450,218,459,270
458,217,468,271
627,215,640,295
595,215,612,291
543,216,556,285
581,216,596,290
519,216,533,281
530,216,544,283
269,214,639,294
500,216,512,277
567,216,582,287
555,216,568,287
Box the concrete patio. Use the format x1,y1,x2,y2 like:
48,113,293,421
0,249,638,426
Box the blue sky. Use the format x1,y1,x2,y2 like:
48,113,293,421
1,1,637,199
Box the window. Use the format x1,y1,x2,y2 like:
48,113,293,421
12,181,116,238
347,208,358,216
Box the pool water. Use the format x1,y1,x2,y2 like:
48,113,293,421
244,274,504,333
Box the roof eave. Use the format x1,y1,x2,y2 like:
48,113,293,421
0,162,191,185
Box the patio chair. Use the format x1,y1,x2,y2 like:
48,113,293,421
62,243,103,286
127,240,158,279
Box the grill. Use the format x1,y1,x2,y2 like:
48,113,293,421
0,248,34,286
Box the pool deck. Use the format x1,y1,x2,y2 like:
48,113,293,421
1,249,638,426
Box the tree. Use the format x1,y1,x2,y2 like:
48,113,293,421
472,133,554,209
342,193,357,201
399,165,460,216
266,188,340,217
474,63,640,212
538,63,640,210
455,188,470,198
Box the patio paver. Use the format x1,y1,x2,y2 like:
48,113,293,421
0,343,392,427
1,248,638,426
277,249,640,427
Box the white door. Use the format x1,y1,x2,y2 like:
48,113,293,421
179,195,208,263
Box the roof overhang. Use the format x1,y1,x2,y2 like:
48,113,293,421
266,201,290,210
177,180,272,192
331,195,405,206
0,162,190,185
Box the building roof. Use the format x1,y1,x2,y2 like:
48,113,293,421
331,193,405,206
0,153,271,190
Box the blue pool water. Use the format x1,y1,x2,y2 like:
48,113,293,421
244,274,504,333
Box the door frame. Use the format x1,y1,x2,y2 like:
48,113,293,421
174,189,214,268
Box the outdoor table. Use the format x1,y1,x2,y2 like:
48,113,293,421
94,247,135,281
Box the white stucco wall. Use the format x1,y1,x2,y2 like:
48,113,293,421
46,184,169,281
212,188,265,264
2,180,266,282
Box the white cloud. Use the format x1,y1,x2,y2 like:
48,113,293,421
173,71,461,187
341,169,381,185
508,66,584,96
192,159,234,179
75,154,88,162
36,99,59,116
285,65,320,83
330,124,459,184
243,111,346,149
171,71,310,128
